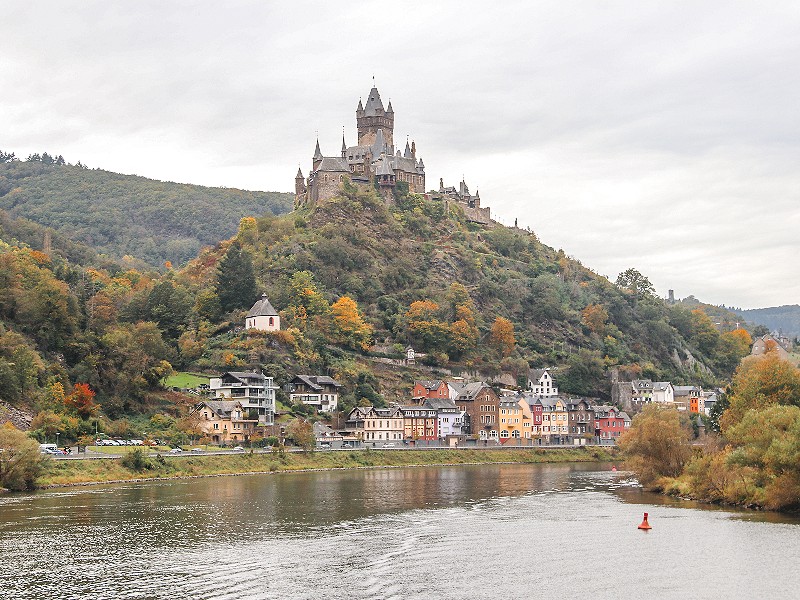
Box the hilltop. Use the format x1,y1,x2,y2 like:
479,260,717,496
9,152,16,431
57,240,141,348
0,158,293,267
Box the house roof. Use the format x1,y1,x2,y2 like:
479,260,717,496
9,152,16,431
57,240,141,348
673,385,702,396
223,371,266,383
292,375,341,390
652,382,673,392
416,380,444,391
529,369,547,382
247,294,278,318
456,382,492,401
198,400,242,418
421,398,458,411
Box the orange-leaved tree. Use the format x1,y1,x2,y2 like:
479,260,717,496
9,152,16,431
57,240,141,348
489,316,516,357
64,383,100,420
330,296,373,351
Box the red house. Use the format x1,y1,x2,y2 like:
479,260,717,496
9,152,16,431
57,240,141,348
412,380,449,402
593,405,629,444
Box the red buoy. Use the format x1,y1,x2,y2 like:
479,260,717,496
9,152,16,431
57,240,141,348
611,465,617,472
638,512,652,530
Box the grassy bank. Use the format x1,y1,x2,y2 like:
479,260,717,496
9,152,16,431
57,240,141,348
38,447,618,488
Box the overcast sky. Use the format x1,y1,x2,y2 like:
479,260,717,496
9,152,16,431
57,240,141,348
2,1,798,309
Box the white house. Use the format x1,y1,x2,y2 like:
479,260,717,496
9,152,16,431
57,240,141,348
209,371,277,425
245,294,280,331
422,398,466,438
527,368,558,397
289,375,341,413
651,382,675,405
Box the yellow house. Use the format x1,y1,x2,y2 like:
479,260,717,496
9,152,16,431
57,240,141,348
498,396,525,443
192,400,260,445
540,398,569,444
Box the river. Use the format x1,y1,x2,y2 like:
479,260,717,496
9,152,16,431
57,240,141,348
1,463,798,599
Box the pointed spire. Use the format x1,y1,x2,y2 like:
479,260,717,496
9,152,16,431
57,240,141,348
313,137,322,160
341,128,347,157
357,98,364,112
404,137,412,158
387,100,393,113
296,166,304,179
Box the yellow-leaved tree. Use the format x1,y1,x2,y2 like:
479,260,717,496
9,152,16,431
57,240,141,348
330,296,373,351
489,317,516,357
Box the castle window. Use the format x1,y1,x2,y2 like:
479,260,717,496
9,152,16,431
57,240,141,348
340,175,343,182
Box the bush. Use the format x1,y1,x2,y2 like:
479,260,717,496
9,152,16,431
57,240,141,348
0,425,49,491
121,447,151,472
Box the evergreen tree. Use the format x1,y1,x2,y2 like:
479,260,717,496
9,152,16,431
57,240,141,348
215,242,257,313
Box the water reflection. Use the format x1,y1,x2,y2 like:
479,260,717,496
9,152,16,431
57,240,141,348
1,463,798,599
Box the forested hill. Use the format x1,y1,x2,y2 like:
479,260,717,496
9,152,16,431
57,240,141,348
0,159,293,266
737,305,800,338
177,182,753,398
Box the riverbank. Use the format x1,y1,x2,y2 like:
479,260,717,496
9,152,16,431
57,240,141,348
37,447,618,488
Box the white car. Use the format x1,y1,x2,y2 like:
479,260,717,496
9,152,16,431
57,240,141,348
169,447,183,453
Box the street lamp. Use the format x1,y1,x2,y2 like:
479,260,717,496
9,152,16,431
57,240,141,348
56,431,60,452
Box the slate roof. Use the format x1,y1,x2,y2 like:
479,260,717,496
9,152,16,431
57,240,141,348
247,294,278,318
421,398,458,411
416,380,444,391
200,400,242,418
315,156,351,173
223,371,267,383
363,86,385,116
292,375,341,390
456,382,491,401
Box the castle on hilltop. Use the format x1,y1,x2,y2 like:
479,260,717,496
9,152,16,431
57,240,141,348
295,85,426,208
294,85,491,224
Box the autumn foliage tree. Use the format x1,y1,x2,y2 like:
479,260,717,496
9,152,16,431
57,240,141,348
330,295,373,351
617,404,693,489
581,304,608,335
489,317,515,357
64,383,100,420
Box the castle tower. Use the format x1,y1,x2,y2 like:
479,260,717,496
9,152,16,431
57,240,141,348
356,86,394,148
295,167,306,196
313,138,323,171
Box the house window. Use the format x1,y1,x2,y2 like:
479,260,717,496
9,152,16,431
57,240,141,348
269,317,274,326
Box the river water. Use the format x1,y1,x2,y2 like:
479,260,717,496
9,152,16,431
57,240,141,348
1,463,798,599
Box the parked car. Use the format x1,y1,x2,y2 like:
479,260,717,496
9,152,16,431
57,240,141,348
342,442,354,449
191,447,204,453
169,447,183,453
318,442,331,449
383,443,397,448
232,446,245,452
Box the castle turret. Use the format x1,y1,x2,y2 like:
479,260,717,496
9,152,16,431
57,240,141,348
357,86,394,147
404,138,412,158
313,138,323,171
411,140,416,159
295,167,305,195
341,131,347,158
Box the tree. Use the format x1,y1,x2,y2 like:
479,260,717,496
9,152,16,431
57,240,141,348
64,383,100,419
215,242,257,313
581,304,608,335
721,353,800,429
489,317,516,357
286,418,315,452
404,300,450,352
330,296,373,351
0,424,48,491
615,268,656,299
617,404,693,489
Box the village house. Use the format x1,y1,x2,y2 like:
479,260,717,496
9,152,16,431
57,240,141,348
630,379,654,406
538,397,569,445
566,398,594,445
289,375,342,413
674,385,703,413
420,397,466,440
592,405,629,444
412,380,450,401
401,404,438,442
527,368,558,397
455,382,501,441
651,381,675,405
751,334,791,360
498,396,525,443
208,371,277,425
192,400,260,445
245,293,280,332
345,406,404,446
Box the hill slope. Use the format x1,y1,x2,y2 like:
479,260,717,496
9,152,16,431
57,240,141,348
0,160,293,266
738,305,800,338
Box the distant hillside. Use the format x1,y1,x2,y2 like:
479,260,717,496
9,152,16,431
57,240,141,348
738,305,800,338
0,160,293,266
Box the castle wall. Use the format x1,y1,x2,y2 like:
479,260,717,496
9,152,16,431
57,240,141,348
312,172,349,203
